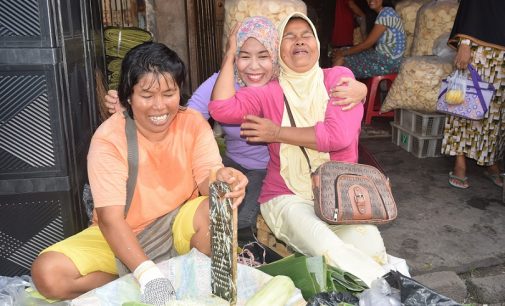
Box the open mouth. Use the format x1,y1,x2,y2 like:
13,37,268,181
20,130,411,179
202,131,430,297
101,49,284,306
149,114,169,125
245,73,264,82
293,49,309,56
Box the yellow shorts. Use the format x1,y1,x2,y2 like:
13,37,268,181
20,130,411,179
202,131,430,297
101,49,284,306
41,196,206,276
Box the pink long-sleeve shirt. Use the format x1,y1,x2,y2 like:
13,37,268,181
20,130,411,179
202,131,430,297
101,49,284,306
209,67,363,203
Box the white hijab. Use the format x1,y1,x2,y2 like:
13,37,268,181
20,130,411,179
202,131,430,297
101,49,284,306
278,12,330,200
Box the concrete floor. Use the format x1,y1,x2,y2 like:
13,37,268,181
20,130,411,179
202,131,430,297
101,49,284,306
360,122,505,304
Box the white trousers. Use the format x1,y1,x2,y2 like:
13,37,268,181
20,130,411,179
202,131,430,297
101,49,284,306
260,194,387,286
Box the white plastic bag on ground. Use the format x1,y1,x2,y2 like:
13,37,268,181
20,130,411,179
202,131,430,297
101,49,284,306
358,278,401,306
72,248,305,306
382,255,411,278
0,275,31,306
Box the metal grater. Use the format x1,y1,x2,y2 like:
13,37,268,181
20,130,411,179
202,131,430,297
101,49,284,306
209,180,237,305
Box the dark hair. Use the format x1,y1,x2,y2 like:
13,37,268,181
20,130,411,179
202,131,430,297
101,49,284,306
117,42,187,118
383,0,395,9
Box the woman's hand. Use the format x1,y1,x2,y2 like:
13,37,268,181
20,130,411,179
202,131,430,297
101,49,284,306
329,77,367,111
454,43,471,70
104,89,126,114
225,22,240,59
240,115,281,143
332,49,346,66
216,167,248,208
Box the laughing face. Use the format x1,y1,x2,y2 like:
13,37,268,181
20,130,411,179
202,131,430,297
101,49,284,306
130,72,180,141
235,37,274,87
367,0,383,12
280,18,319,73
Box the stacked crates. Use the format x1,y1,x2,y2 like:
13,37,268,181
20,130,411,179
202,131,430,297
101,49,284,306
391,109,446,158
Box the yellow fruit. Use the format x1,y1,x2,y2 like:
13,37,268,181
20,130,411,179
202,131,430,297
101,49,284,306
445,89,465,105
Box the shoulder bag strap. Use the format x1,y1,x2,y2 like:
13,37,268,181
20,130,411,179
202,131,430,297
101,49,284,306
123,111,139,215
467,64,494,113
283,94,312,171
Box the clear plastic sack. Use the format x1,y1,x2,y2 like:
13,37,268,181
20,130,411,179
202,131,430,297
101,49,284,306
444,69,467,105
395,0,431,56
432,33,456,60
358,278,401,306
0,275,33,306
411,0,459,56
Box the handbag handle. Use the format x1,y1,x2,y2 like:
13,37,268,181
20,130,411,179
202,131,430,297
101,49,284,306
283,95,313,171
467,64,494,114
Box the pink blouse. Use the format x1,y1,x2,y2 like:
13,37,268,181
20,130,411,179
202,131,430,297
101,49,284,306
209,67,363,203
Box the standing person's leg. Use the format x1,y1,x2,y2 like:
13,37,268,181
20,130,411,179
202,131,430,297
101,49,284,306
31,226,117,300
449,154,469,188
484,163,503,187
260,195,386,286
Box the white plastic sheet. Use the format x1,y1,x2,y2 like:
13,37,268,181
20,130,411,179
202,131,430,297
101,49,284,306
72,249,305,306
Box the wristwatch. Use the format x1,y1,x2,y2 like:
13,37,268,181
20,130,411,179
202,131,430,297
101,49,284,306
459,39,471,46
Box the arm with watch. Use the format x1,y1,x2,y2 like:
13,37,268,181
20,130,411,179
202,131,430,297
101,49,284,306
454,38,472,70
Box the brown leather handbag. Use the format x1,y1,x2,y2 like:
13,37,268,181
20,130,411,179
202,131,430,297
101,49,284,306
282,95,397,225
311,161,397,225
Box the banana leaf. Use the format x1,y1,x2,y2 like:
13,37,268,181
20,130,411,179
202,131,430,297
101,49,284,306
326,265,368,293
258,253,367,300
258,253,324,299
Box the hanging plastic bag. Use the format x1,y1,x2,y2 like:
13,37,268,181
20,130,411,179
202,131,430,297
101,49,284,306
444,69,467,105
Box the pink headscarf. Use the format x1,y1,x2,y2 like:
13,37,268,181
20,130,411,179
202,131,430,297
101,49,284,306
234,16,279,86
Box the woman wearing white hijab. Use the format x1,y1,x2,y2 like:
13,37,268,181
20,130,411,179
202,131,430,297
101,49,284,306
210,12,387,286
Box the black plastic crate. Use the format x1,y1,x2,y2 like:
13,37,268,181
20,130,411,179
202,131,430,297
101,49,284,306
0,0,84,48
0,180,87,276
0,64,69,178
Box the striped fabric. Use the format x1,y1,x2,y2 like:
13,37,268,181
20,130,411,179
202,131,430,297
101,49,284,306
375,7,406,59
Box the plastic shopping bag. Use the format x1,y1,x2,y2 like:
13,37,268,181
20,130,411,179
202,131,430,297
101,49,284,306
444,69,466,105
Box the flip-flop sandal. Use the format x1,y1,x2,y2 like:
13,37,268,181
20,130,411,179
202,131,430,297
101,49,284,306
483,171,503,188
448,171,469,189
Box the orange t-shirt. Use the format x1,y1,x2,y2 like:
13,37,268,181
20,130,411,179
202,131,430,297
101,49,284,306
88,108,222,233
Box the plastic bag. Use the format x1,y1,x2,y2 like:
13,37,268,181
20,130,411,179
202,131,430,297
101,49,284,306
444,69,467,105
307,291,359,306
358,278,401,306
381,55,454,112
384,271,461,306
0,275,32,306
433,33,456,60
0,275,63,306
395,0,431,56
72,249,305,306
411,0,459,56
